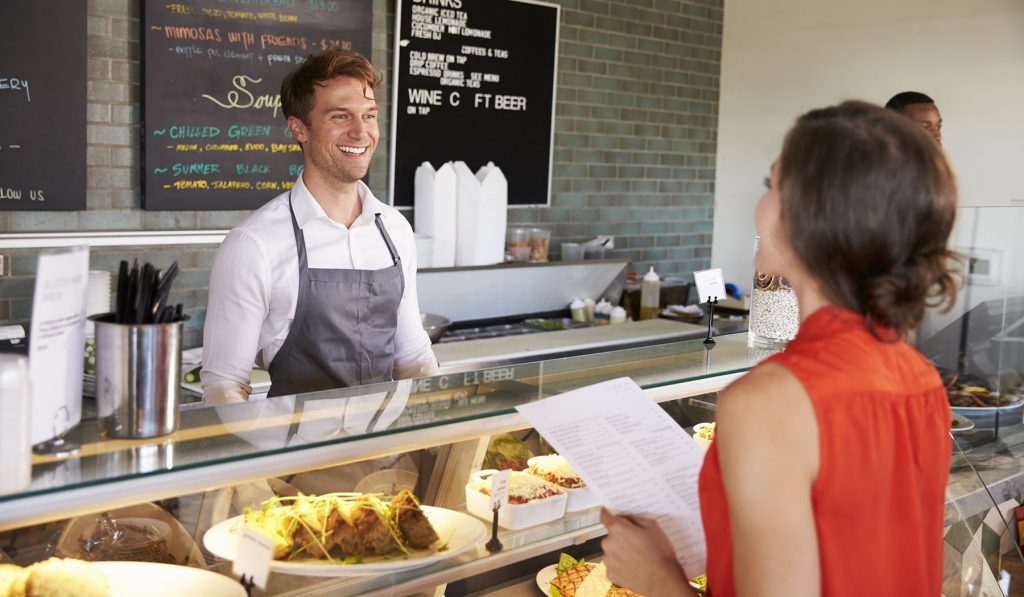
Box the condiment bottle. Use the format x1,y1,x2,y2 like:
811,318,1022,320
610,306,627,325
583,298,596,323
570,297,587,322
640,266,661,320
594,299,612,325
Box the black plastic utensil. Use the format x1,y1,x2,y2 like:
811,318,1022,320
116,260,129,323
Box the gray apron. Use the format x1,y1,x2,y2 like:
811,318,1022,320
267,193,405,398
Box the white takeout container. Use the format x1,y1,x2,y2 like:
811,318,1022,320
465,469,567,530
692,422,714,451
525,456,600,513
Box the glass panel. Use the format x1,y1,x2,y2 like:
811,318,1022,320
948,434,1024,596
1,333,761,504
919,206,1024,437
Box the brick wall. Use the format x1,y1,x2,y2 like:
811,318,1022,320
0,0,722,340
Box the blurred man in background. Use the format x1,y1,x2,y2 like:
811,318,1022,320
886,91,943,145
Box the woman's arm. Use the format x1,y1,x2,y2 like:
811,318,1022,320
717,362,821,597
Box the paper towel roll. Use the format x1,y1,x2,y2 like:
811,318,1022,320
0,354,32,493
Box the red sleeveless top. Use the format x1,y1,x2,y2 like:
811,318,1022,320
698,307,950,596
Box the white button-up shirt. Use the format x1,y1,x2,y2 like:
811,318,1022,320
201,176,437,404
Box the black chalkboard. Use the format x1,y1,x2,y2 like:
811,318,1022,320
0,1,87,211
143,0,372,211
390,0,559,207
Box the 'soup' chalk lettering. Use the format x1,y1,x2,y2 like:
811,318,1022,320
202,75,283,117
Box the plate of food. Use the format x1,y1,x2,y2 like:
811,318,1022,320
0,558,245,597
536,553,645,596
948,383,1024,428
950,412,975,434
203,490,486,577
537,553,705,596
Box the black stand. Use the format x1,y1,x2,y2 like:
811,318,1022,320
703,296,718,347
239,574,256,596
485,507,503,552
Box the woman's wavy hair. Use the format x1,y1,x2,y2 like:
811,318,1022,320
281,48,381,126
779,100,961,338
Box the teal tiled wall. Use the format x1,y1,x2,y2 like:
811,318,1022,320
0,0,722,332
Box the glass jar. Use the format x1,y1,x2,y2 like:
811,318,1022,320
748,237,799,349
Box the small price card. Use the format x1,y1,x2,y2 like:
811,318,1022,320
693,268,726,303
489,469,511,510
233,525,273,589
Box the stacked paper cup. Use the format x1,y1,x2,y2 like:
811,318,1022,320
86,270,112,324
84,270,111,381
0,354,31,492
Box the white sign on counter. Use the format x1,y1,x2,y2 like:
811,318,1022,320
29,246,89,444
693,267,726,303
488,469,510,510
234,525,273,589
516,377,708,577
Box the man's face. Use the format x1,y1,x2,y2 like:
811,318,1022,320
902,102,942,145
289,76,379,185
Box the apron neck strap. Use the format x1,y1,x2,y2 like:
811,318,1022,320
374,213,401,266
286,191,309,271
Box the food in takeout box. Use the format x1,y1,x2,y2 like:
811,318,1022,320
465,470,567,529
692,422,716,450
242,490,440,562
526,454,600,513
0,557,111,597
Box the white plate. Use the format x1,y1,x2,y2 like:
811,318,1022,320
203,506,486,577
951,412,976,434
94,561,245,597
535,563,559,596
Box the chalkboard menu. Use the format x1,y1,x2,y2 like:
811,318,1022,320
143,0,372,210
390,0,559,207
0,1,87,211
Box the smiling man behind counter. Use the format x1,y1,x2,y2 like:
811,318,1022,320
201,49,438,404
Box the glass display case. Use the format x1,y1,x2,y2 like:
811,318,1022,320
0,331,1022,596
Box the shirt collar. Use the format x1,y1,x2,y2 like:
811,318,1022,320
290,175,383,230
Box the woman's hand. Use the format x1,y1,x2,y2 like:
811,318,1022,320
600,508,695,597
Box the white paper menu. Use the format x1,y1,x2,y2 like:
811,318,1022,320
515,377,708,576
29,246,89,444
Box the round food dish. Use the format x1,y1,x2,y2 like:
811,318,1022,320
203,506,486,577
95,562,245,597
950,397,1024,429
950,412,975,434
535,563,559,596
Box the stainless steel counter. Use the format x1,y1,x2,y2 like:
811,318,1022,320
432,318,708,370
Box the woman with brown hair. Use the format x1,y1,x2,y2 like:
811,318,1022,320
601,101,960,596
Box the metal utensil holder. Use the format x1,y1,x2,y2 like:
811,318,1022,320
90,313,187,439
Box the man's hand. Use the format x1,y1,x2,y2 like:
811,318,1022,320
600,508,696,597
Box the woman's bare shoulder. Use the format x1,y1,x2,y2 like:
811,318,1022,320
717,362,819,480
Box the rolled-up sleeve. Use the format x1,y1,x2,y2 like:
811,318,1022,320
202,228,270,400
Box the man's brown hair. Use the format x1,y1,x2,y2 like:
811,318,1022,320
779,100,960,337
280,48,380,126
